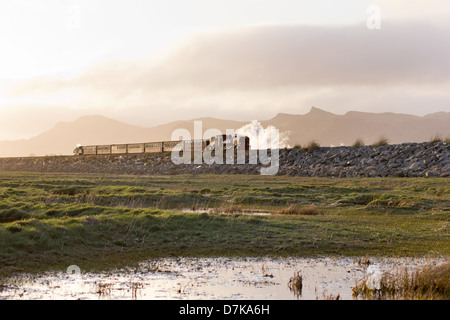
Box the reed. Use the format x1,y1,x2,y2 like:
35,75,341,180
288,271,303,298
352,262,450,300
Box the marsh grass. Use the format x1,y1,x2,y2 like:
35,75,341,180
372,137,389,147
303,140,321,152
0,172,449,276
352,262,450,300
275,204,319,215
319,292,341,300
128,282,143,299
96,282,113,297
288,271,303,298
210,204,243,214
430,134,443,143
429,134,450,144
352,138,365,147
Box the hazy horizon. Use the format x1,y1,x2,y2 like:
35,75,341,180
1,0,450,141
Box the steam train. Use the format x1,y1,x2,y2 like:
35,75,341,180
73,134,250,156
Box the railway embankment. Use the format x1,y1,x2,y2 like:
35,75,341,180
0,142,449,177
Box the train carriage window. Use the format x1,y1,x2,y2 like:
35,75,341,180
111,145,127,154
163,141,183,152
97,145,111,154
83,146,97,154
127,144,144,153
145,143,163,152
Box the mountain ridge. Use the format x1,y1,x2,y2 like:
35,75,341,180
0,107,449,157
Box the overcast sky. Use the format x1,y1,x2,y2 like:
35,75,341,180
1,0,449,140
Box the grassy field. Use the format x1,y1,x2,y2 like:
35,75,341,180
0,171,449,276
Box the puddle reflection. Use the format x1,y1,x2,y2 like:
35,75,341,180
0,257,437,300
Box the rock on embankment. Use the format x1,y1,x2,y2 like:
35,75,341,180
0,142,448,177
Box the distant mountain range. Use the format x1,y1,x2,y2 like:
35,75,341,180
1,107,449,157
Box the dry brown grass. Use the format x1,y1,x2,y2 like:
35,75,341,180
304,140,321,152
275,204,319,215
210,204,243,214
352,138,365,147
288,271,303,298
353,261,450,300
372,136,389,147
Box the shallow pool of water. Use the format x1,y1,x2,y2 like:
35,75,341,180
0,257,439,300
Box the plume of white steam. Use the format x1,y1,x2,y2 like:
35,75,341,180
236,120,291,150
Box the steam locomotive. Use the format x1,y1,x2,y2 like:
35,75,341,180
73,134,250,156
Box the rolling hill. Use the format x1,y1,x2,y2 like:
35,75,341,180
0,107,449,157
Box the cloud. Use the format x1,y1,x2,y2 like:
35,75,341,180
9,21,450,95
376,0,450,24
92,21,450,91
4,20,450,132
169,22,450,88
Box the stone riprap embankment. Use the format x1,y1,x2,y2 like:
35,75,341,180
0,142,448,177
